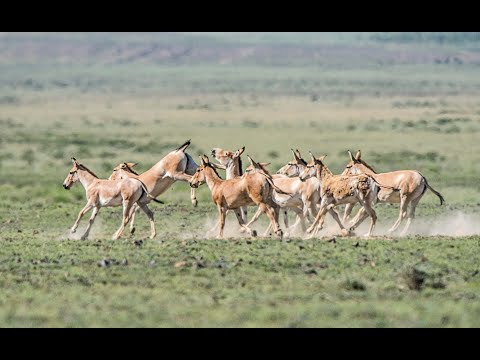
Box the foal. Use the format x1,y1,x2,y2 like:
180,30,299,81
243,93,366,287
63,158,160,240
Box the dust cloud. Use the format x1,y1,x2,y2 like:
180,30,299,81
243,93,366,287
200,210,480,239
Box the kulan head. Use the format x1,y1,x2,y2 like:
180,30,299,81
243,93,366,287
63,158,80,190
298,152,327,182
341,150,372,176
245,162,271,173
276,149,308,177
190,155,210,188
108,162,138,180
211,146,245,167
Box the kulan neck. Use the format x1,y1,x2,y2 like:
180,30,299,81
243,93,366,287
316,164,333,181
204,166,223,190
356,162,376,175
76,168,98,189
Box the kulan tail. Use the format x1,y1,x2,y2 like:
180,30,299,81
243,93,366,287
366,175,401,191
139,181,164,204
176,139,191,153
262,174,291,196
418,172,445,205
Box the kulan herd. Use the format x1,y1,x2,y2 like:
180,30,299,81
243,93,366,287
63,140,445,240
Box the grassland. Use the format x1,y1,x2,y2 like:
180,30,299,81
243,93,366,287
1,33,480,327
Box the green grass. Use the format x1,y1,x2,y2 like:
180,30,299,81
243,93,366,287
1,223,479,327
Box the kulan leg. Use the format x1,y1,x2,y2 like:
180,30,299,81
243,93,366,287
343,203,356,223
261,203,283,238
137,202,156,239
172,172,193,182
360,202,377,237
80,206,100,240
401,195,422,236
217,205,226,238
113,200,135,240
245,206,265,229
349,208,369,234
190,187,198,207
306,197,330,234
349,206,366,227
289,206,306,234
388,194,408,233
263,206,282,236
128,203,139,234
309,203,348,237
233,208,256,237
241,206,248,224
263,222,272,237
325,205,349,236
71,202,94,233
170,172,197,207
305,200,319,223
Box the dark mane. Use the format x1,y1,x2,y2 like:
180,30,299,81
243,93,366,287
207,163,223,180
298,158,307,166
238,156,243,176
175,139,191,152
359,159,377,174
257,163,272,177
78,164,99,178
124,164,139,176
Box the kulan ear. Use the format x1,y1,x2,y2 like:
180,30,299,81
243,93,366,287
295,149,302,160
235,146,246,158
319,155,327,162
309,151,316,161
355,150,361,161
348,150,354,162
291,148,300,161
71,157,78,164
247,155,259,168
259,162,270,167
126,162,137,168
199,155,206,166
202,154,210,164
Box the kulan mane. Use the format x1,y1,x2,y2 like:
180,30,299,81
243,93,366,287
124,164,140,176
79,164,99,179
358,159,377,174
238,156,243,176
207,163,223,180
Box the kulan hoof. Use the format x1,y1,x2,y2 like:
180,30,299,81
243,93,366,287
192,200,198,208
340,229,351,237
70,228,76,234
251,230,257,237
276,229,283,239
130,227,136,235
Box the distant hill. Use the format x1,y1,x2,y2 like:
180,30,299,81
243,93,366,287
1,32,479,66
